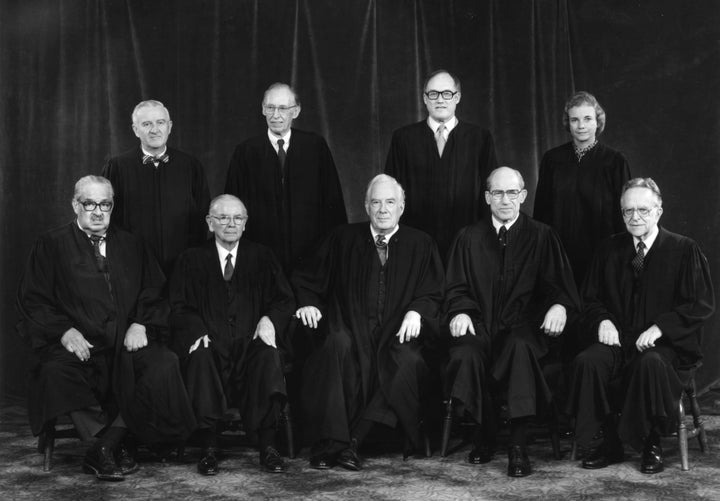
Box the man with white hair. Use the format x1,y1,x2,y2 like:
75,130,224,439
292,174,444,471
102,99,210,275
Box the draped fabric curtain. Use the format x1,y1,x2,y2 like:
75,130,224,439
1,0,718,402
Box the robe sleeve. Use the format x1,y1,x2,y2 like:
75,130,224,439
189,158,211,247
290,232,335,313
260,250,296,336
16,237,74,349
319,137,348,229
384,130,404,177
653,242,715,345
168,251,210,353
405,237,445,337
444,228,484,325
129,243,169,341
537,228,581,313
608,151,632,234
533,151,554,224
224,144,247,198
101,158,126,230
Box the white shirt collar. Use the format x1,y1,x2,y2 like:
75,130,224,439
370,224,399,242
215,240,239,268
427,116,458,135
633,225,659,252
141,146,167,158
267,129,292,151
491,214,519,233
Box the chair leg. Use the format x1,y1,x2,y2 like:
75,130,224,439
678,397,690,471
440,399,453,457
40,427,56,472
549,425,561,460
282,402,296,459
687,381,709,453
422,422,432,458
570,439,578,461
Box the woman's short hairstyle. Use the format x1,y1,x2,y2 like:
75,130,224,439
562,91,606,135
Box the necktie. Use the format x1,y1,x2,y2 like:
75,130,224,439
632,240,646,276
223,253,234,282
498,225,508,247
89,234,108,272
277,138,287,183
142,152,170,166
375,234,388,266
436,124,447,157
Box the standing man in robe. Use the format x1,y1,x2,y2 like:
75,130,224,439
225,82,347,274
292,174,444,471
169,195,295,475
17,175,196,481
103,99,210,275
567,178,714,474
385,69,497,259
444,167,579,477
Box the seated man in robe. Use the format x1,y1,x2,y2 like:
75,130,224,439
169,195,295,475
17,175,196,481
444,166,579,477
567,178,714,474
292,174,444,471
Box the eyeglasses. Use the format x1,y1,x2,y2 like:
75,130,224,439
78,200,113,212
489,190,522,201
424,90,458,100
262,105,298,116
621,207,656,219
209,215,248,225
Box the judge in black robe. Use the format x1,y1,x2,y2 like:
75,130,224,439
534,92,631,286
224,83,347,273
444,167,579,476
292,174,444,470
102,100,210,275
385,70,497,259
169,195,295,474
566,178,714,474
16,175,196,481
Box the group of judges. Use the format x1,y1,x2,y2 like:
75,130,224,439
17,70,714,482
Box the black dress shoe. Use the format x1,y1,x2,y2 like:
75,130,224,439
198,448,219,475
116,443,139,475
309,454,334,470
507,445,532,477
336,440,362,471
468,444,494,464
260,446,286,473
640,443,664,474
582,439,624,469
83,443,124,481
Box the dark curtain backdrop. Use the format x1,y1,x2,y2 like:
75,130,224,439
1,0,719,403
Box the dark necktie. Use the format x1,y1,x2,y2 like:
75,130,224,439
498,225,508,247
89,234,108,272
142,152,170,166
436,124,447,157
375,234,388,266
223,253,234,282
277,139,287,183
632,240,646,276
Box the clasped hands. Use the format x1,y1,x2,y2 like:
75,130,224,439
295,306,422,343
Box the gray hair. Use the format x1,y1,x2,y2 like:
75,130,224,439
72,175,114,201
364,174,405,204
208,194,248,215
486,167,525,191
131,100,170,124
262,82,301,107
621,177,662,206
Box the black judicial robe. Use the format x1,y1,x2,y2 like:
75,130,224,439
102,146,210,274
17,222,196,443
224,128,347,272
574,227,714,449
385,120,497,259
169,239,295,431
581,228,714,366
444,213,580,419
292,223,444,445
534,142,630,285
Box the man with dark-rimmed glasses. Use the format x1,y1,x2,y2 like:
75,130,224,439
17,175,196,481
566,177,714,474
385,69,497,259
169,194,295,475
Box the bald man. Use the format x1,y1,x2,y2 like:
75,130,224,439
169,195,295,474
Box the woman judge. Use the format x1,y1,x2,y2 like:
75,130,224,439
534,91,631,286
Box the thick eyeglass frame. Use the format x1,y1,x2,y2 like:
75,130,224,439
488,190,522,201
424,90,458,100
262,105,298,116
78,200,113,212
621,207,657,219
209,215,248,225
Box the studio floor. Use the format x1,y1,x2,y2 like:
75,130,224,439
2,395,720,501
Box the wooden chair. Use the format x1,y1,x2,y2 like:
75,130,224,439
37,418,79,472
